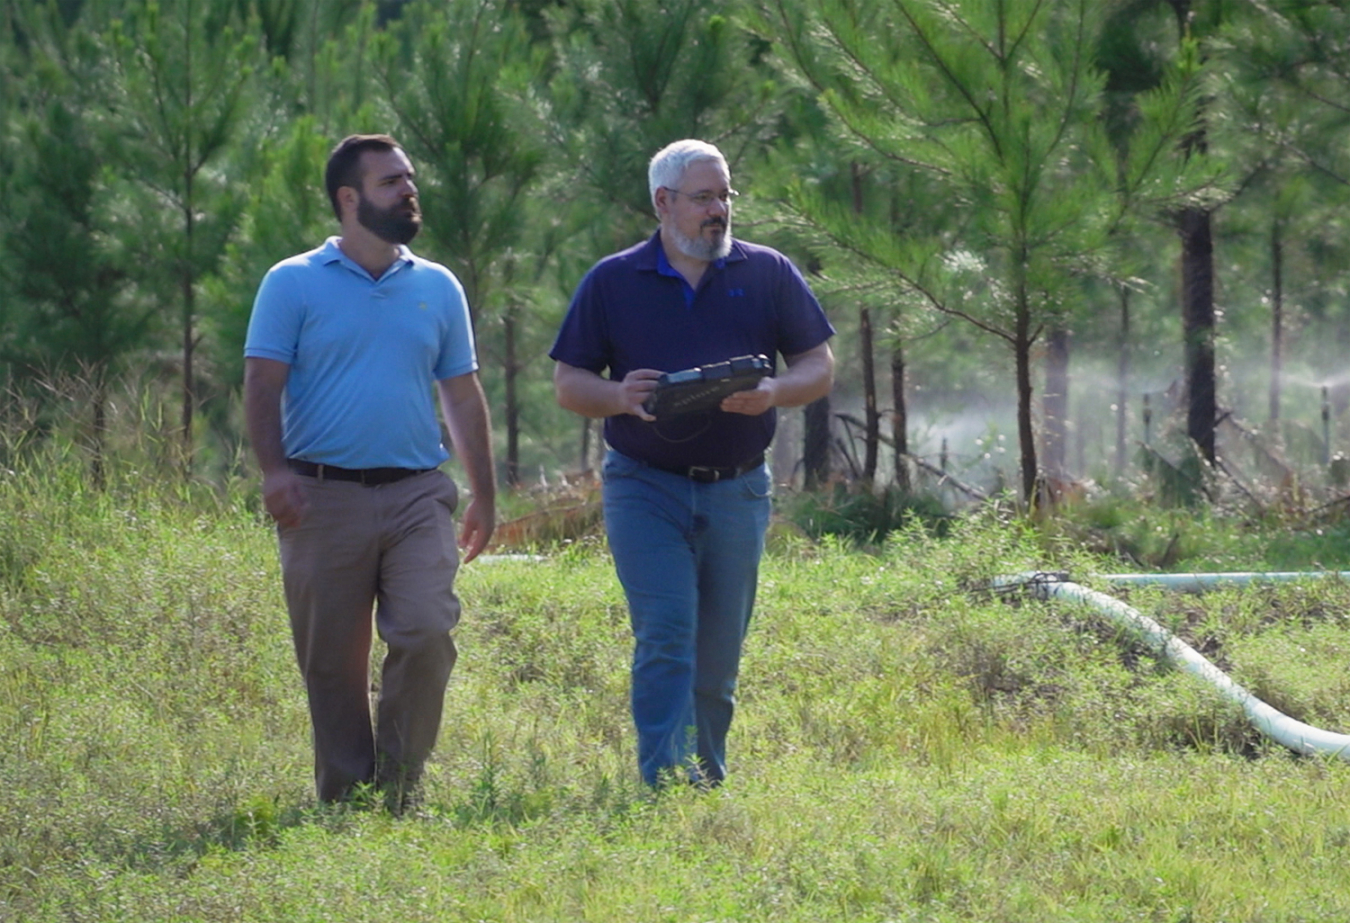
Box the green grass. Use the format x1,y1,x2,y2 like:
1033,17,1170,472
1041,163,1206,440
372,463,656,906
7,461,1350,921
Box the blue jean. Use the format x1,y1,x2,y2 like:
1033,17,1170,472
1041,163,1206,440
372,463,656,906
602,449,772,785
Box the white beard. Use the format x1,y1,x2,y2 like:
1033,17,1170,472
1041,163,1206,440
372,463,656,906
670,221,733,262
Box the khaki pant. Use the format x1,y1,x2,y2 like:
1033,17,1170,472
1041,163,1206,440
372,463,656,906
278,469,461,803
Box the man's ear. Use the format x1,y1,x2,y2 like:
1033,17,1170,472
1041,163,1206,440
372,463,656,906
653,186,671,219
337,185,360,220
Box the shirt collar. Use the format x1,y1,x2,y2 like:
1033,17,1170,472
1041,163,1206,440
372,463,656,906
319,236,415,280
639,229,746,275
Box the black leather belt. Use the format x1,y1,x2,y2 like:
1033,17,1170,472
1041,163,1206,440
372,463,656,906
645,454,764,483
287,458,431,486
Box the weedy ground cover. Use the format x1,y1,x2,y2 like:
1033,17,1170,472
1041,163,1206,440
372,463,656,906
4,463,1350,921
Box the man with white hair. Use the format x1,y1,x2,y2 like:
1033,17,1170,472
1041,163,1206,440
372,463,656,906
550,139,835,786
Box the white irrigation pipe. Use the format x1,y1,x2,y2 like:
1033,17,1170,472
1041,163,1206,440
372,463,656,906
991,572,1350,762
1101,572,1350,593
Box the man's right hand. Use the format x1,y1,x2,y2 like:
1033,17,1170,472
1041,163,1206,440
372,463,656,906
619,369,662,422
262,468,307,529
553,361,661,422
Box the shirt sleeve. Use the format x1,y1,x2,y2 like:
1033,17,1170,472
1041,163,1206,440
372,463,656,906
433,268,479,381
774,254,836,357
549,267,612,374
244,265,302,364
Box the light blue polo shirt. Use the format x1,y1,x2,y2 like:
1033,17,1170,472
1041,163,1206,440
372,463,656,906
245,237,478,470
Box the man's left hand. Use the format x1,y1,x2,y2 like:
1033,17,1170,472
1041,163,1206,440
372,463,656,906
457,497,495,564
720,378,777,416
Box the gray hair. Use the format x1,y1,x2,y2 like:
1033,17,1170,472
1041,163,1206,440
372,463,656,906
648,139,728,209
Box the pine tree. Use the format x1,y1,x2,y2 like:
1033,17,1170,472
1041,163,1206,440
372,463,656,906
1214,0,1350,431
372,0,546,487
0,3,153,483
759,0,1214,503
104,0,262,472
202,116,333,412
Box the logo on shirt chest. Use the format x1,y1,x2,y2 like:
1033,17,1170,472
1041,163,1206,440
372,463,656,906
727,288,745,298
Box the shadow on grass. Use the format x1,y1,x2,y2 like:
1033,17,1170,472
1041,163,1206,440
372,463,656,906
112,795,365,873
106,769,649,876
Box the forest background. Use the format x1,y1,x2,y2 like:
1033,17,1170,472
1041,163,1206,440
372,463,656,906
10,5,1350,919
3,0,1350,512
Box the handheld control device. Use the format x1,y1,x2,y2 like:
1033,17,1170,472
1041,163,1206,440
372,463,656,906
642,354,773,419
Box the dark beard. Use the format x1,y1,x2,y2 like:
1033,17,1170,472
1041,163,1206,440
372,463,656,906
357,194,422,245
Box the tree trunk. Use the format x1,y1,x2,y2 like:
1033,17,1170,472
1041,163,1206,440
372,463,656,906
504,308,520,487
859,307,878,484
1042,325,1070,488
803,394,831,489
1168,0,1218,464
850,161,879,485
891,341,910,492
578,417,592,473
181,175,196,475
1179,206,1217,462
91,375,107,491
1115,285,1131,476
182,273,195,470
1013,259,1038,503
1016,336,1037,503
1269,217,1284,425
180,19,195,476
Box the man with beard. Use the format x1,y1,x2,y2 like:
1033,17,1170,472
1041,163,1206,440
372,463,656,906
551,139,835,787
244,134,495,811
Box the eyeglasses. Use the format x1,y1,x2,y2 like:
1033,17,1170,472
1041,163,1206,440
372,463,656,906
665,187,740,208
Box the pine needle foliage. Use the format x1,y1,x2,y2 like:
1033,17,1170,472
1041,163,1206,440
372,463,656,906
751,0,1220,501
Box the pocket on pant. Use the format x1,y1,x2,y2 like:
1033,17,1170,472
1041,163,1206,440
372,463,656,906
740,465,772,501
602,451,641,483
435,472,459,514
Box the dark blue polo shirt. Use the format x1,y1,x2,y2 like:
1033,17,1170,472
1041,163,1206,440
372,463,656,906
550,231,835,469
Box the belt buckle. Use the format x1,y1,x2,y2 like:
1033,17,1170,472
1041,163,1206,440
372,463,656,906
687,465,721,483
